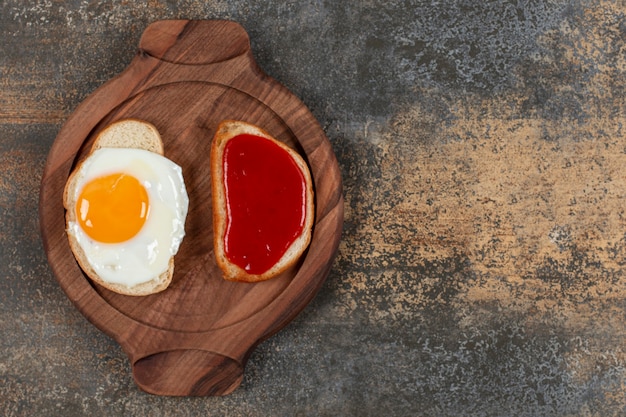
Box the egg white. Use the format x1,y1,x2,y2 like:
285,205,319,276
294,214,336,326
67,147,189,287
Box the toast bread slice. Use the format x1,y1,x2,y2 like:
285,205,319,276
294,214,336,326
63,119,174,296
211,120,314,282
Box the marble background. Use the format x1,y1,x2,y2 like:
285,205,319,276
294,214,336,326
1,1,625,416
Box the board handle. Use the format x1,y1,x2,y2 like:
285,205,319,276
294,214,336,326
139,20,251,65
132,349,244,396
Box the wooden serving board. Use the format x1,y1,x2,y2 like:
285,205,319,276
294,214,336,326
39,20,343,396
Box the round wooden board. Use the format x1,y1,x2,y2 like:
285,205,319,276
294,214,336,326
39,20,343,396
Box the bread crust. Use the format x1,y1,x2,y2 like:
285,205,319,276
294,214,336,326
63,119,175,296
210,120,315,282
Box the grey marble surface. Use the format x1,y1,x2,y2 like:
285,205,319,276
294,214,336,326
2,1,625,416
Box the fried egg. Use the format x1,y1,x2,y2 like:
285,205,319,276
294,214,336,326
66,147,189,287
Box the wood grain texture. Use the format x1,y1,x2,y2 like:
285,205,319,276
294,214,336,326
38,20,343,396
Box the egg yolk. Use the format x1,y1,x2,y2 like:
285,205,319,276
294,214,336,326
76,173,149,243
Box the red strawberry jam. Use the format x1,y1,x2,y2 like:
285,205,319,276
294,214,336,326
222,134,307,274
